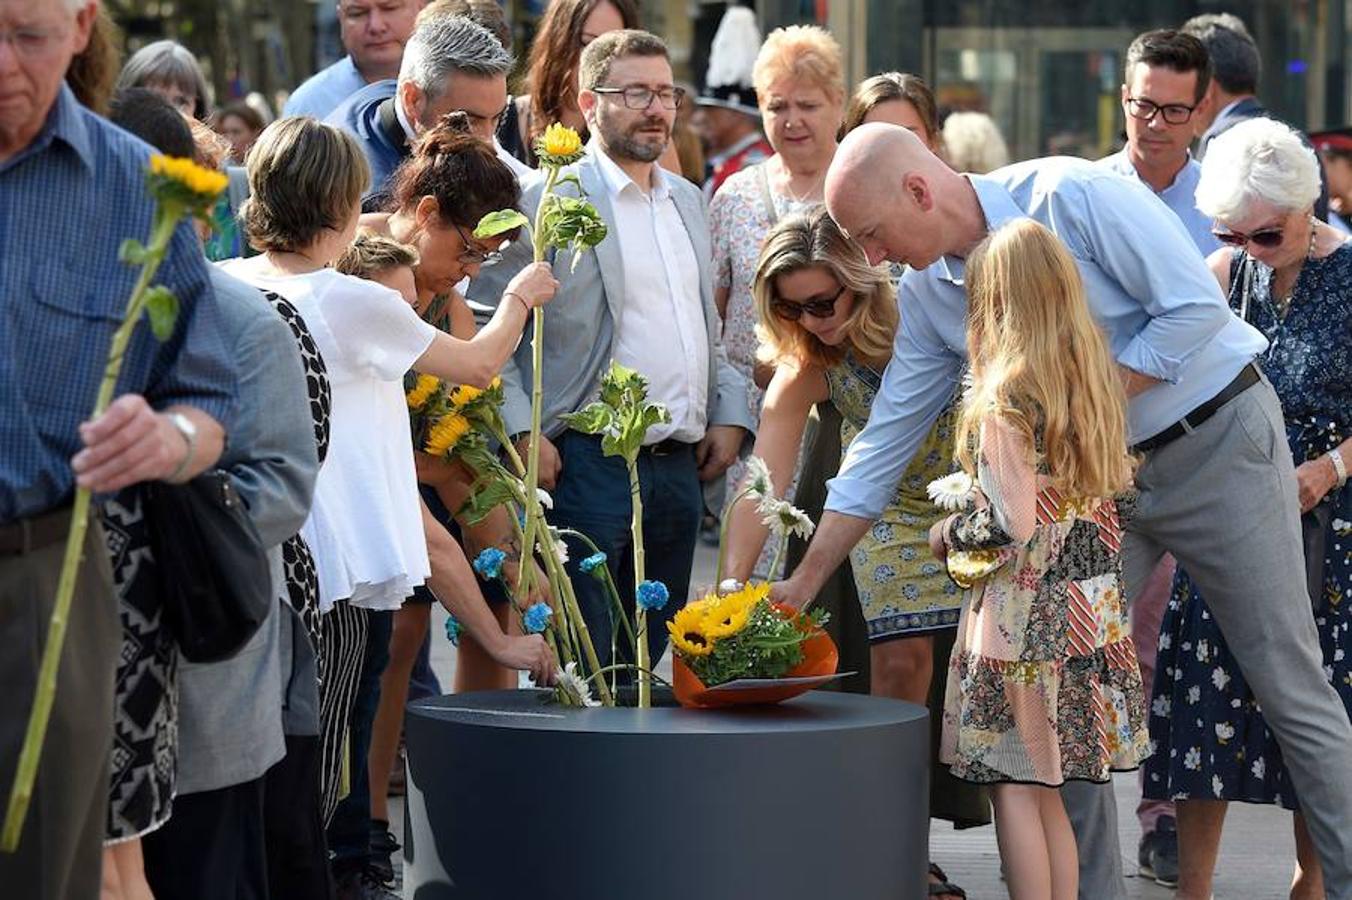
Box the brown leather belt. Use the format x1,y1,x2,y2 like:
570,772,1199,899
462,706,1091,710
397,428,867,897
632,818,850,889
0,507,74,556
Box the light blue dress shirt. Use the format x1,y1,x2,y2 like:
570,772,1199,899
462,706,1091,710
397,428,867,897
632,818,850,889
1097,149,1223,257
825,157,1269,521
283,56,367,120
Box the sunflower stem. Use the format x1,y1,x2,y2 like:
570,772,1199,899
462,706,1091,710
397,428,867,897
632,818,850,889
3,208,178,851
626,457,651,709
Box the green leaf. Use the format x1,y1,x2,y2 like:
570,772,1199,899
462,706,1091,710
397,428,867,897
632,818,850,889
457,476,519,525
118,238,148,266
474,209,530,239
559,402,614,436
143,286,179,342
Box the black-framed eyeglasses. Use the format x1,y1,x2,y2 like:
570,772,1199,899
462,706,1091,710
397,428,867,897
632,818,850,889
592,86,686,110
1125,97,1196,125
771,284,846,321
1212,224,1286,249
452,221,503,266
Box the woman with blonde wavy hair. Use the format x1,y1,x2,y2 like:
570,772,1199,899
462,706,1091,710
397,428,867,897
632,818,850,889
932,219,1146,900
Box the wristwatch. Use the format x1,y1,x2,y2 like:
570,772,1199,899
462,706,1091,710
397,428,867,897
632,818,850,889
1330,448,1348,489
166,412,198,482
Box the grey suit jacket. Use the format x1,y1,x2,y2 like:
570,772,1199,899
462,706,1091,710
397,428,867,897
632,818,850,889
467,151,755,441
175,268,319,795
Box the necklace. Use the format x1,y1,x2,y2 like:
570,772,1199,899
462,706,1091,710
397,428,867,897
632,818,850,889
774,157,826,206
1272,216,1319,316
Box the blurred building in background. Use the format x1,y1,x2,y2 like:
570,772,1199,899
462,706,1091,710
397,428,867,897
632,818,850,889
107,0,1346,157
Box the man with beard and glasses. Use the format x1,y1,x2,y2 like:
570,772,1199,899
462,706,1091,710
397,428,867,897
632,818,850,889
468,28,754,683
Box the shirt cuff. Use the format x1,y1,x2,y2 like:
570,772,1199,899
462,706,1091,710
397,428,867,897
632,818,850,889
1116,336,1185,385
502,394,533,440
824,473,890,521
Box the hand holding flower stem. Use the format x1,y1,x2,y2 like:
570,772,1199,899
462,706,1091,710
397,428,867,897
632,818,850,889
2,157,227,851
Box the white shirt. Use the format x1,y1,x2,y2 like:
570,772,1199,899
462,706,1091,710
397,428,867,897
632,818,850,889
593,147,709,443
219,262,437,612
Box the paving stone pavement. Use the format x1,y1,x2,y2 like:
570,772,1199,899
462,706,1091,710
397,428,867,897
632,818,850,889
401,544,1301,899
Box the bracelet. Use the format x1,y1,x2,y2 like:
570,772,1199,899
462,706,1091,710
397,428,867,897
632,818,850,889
503,290,529,312
165,412,197,482
1330,448,1348,488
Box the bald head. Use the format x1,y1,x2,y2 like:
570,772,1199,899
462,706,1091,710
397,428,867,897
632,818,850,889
825,122,974,269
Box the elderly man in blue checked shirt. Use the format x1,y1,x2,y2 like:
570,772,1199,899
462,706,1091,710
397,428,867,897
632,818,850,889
772,123,1352,900
0,1,237,897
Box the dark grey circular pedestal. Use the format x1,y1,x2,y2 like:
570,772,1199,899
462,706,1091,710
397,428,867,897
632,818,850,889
403,689,930,900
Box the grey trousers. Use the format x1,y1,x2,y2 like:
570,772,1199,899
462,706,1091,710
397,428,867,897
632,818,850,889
1066,377,1352,900
0,516,118,900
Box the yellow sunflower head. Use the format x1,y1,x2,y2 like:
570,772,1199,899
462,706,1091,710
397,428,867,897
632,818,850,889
424,413,471,457
148,154,229,211
702,584,766,639
406,374,441,410
536,122,585,166
449,383,484,409
667,605,714,657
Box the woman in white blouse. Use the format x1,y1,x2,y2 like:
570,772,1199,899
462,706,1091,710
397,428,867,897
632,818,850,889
222,117,557,822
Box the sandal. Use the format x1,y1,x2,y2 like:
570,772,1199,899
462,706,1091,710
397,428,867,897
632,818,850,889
928,862,968,899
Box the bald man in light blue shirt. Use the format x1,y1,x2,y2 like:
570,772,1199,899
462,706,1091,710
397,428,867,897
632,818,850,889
776,124,1352,900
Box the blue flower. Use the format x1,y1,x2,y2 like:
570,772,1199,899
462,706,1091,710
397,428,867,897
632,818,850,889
444,614,462,646
579,552,608,578
523,602,553,635
472,547,507,580
636,579,670,611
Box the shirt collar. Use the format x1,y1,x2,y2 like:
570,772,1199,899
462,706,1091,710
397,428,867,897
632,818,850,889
1106,147,1195,194
14,84,95,173
393,91,418,143
935,174,1026,285
591,139,671,201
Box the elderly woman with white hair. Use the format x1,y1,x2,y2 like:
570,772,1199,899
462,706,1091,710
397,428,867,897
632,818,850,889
1143,116,1352,900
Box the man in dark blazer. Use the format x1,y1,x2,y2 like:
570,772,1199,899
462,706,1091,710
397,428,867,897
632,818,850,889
1184,12,1330,219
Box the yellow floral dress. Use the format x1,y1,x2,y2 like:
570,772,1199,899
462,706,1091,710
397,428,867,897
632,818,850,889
826,355,963,639
939,416,1148,785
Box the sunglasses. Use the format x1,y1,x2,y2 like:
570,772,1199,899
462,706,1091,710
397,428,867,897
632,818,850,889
1212,224,1285,249
771,284,846,321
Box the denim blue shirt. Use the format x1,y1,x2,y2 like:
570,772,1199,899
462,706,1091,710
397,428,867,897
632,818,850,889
826,156,1269,520
283,55,367,120
1097,149,1223,257
0,85,237,522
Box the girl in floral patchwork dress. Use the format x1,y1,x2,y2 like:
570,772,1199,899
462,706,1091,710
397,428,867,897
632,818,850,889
932,220,1149,900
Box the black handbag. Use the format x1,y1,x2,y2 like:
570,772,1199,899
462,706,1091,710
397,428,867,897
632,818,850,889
142,470,272,662
1303,501,1333,612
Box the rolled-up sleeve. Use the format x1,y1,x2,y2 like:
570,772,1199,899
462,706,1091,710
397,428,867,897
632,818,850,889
144,220,239,429
825,282,963,520
1063,174,1231,384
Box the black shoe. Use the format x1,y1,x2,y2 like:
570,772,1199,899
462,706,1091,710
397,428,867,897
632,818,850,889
368,820,400,888
1138,816,1180,888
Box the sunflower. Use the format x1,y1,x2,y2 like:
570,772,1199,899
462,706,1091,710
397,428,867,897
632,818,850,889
406,373,440,410
148,154,229,205
449,383,483,409
536,122,585,166
667,605,714,657
424,413,471,457
702,582,767,639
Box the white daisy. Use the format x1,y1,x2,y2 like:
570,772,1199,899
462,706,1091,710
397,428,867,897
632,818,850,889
556,662,599,707
536,487,554,510
544,529,569,566
926,472,976,512
759,498,815,539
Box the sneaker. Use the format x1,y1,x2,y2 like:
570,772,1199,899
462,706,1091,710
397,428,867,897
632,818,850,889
334,866,400,900
369,820,400,888
1138,816,1180,888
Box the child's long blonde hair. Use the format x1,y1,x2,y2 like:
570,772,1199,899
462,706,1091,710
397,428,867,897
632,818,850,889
955,220,1133,499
